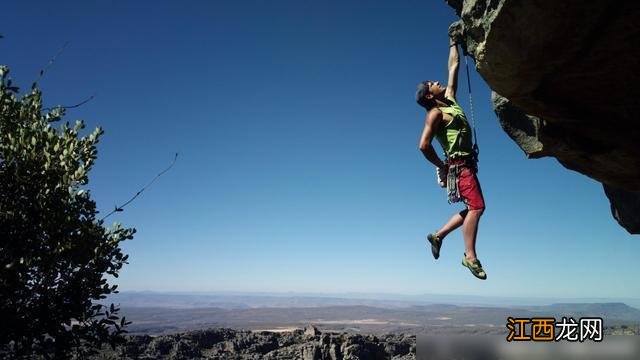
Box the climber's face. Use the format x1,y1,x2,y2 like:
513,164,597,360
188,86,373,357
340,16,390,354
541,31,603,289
424,80,445,100
416,80,446,109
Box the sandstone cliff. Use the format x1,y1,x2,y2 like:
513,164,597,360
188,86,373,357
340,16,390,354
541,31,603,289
447,0,640,233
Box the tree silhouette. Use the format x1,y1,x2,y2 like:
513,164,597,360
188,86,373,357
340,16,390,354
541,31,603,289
0,65,133,359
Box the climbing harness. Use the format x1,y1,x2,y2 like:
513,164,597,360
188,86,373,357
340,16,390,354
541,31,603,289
445,156,477,204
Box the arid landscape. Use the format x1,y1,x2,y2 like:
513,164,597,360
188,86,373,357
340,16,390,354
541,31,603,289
89,292,640,359
108,292,640,335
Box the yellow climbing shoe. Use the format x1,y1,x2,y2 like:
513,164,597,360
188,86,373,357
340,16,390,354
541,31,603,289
461,254,487,280
427,233,442,259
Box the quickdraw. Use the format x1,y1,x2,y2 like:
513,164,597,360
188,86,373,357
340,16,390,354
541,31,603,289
446,156,478,204
446,163,462,204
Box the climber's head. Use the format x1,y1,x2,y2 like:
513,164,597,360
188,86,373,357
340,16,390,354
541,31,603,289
416,80,446,110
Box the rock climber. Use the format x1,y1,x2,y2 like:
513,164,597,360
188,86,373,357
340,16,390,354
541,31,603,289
414,31,487,280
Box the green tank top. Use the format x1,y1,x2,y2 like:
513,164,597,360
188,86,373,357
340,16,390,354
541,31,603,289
435,96,472,158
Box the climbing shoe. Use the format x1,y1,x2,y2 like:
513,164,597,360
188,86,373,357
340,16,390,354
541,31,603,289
426,233,442,260
461,254,487,280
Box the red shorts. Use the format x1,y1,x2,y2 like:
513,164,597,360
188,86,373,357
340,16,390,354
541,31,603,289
456,167,485,211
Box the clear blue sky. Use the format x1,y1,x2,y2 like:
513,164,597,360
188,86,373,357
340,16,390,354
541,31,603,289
3,0,639,299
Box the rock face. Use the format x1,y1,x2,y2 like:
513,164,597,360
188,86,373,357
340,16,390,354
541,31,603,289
603,185,640,234
447,0,640,234
96,327,416,359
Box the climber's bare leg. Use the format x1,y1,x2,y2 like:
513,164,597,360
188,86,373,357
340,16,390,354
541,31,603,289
462,208,483,260
435,209,468,241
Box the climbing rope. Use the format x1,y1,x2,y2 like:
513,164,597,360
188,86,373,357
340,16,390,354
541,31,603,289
464,54,479,161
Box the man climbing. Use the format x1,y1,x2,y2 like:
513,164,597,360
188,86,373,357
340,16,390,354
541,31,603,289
415,32,487,280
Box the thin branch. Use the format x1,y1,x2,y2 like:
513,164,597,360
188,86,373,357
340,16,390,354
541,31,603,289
100,153,179,221
43,94,96,112
33,41,70,85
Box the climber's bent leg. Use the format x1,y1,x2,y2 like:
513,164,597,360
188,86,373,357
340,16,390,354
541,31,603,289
457,167,485,260
436,209,468,240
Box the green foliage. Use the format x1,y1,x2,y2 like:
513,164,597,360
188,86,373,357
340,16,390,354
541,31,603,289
0,65,135,359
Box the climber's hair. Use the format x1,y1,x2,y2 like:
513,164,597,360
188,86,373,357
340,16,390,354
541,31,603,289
416,80,436,110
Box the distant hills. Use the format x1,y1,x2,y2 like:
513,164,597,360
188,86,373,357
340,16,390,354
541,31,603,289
107,291,640,309
104,292,640,335
526,302,640,324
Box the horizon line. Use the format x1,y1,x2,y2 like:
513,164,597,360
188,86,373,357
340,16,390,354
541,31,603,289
113,289,640,302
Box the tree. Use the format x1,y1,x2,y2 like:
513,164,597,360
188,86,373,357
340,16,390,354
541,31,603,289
0,65,134,359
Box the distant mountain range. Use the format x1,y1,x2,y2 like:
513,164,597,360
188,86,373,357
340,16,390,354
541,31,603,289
104,292,640,335
106,291,640,309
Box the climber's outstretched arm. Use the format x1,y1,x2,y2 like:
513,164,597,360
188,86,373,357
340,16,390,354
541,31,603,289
445,36,460,100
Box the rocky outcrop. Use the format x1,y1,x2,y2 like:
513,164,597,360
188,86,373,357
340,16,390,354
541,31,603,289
96,326,415,359
603,186,640,234
447,0,640,233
